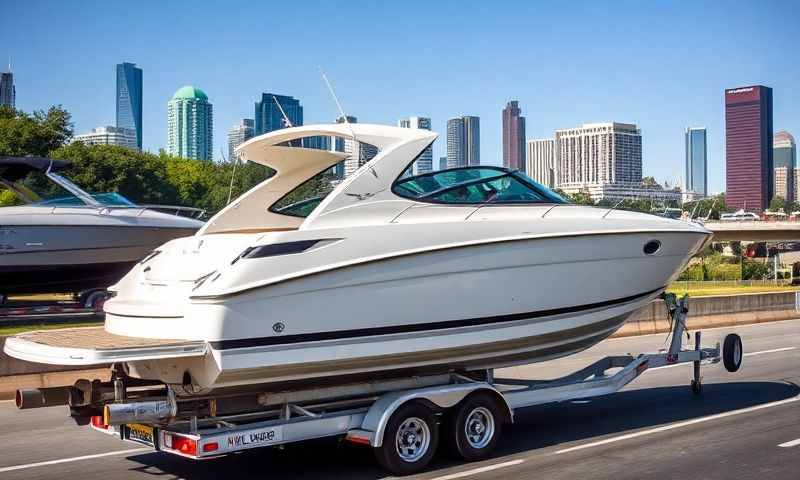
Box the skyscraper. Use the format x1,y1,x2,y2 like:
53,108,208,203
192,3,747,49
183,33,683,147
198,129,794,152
555,122,642,197
116,62,143,149
0,61,14,108
526,139,556,187
228,119,254,161
439,156,448,171
685,127,707,197
398,116,433,175
71,126,138,150
502,101,526,172
255,93,302,135
446,116,479,168
725,85,773,212
774,130,796,204
167,85,213,161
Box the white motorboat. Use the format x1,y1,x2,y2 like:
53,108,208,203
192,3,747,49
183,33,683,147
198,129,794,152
0,156,203,296
4,124,711,394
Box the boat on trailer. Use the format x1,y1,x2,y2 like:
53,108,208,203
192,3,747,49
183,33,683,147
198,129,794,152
5,123,711,393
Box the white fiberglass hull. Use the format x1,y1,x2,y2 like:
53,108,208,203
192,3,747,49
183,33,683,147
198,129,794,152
104,227,708,392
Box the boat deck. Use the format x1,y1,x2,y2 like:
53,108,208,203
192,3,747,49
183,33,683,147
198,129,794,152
15,327,198,350
4,327,208,365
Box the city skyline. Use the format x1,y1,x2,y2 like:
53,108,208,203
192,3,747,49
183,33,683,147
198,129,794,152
2,1,798,193
167,85,213,161
115,62,142,150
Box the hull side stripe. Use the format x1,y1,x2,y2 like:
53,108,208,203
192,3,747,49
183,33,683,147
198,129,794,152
210,286,662,350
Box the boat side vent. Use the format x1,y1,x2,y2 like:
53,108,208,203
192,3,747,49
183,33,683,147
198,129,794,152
643,240,662,255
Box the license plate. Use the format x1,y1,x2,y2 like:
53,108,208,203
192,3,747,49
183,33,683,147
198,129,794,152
126,423,155,447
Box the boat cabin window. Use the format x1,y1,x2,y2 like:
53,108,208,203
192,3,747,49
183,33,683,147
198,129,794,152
393,166,567,205
269,167,340,218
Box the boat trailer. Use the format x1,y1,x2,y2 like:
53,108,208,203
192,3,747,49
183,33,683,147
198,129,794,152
16,293,744,475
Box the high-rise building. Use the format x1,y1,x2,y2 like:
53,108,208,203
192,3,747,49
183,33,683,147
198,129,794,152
336,116,378,178
398,116,433,175
167,85,213,161
116,62,142,149
227,119,254,160
439,156,448,171
685,127,707,197
725,85,773,212
255,93,302,135
774,130,796,204
502,101,526,172
71,126,138,150
526,139,556,187
446,116,480,168
0,61,14,108
555,122,642,198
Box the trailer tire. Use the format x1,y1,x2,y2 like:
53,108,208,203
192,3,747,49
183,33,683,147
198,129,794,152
443,392,503,461
374,401,438,476
723,333,743,372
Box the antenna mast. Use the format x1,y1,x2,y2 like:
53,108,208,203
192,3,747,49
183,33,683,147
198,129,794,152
319,67,371,177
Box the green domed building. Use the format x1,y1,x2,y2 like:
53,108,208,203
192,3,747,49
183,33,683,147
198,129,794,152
167,85,213,160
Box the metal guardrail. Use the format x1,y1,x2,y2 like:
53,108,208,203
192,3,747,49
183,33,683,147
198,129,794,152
670,280,793,289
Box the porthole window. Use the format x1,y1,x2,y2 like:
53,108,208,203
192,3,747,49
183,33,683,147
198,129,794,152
644,240,662,255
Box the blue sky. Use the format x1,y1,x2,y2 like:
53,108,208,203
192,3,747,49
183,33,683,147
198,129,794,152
2,0,798,193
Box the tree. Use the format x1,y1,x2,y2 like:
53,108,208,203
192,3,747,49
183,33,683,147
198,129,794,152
0,105,73,157
769,195,786,212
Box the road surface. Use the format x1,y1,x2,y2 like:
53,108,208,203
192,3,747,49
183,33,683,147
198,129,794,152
0,319,797,480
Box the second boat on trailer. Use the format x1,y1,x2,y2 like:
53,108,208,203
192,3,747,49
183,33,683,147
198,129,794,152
4,122,712,393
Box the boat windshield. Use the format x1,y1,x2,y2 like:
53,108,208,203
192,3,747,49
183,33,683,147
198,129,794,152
393,166,568,205
269,167,339,218
0,169,134,208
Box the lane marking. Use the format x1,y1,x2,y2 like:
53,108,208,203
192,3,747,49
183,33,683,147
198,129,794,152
554,393,800,455
651,346,797,370
778,438,800,448
0,448,149,473
428,459,525,480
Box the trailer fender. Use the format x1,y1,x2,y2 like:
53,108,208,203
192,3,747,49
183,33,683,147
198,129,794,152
355,383,511,447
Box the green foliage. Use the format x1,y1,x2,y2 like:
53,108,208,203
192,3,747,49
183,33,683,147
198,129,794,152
0,105,73,157
769,195,786,212
684,193,728,220
677,263,704,281
701,252,742,280
742,260,771,280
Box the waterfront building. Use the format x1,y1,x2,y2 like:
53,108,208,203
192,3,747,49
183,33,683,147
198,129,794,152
439,156,447,170
725,85,773,212
227,119,254,160
398,116,433,175
167,85,213,161
116,62,143,149
774,130,796,204
446,116,480,168
255,93,302,135
502,101,526,173
526,138,556,187
554,122,642,200
0,62,14,108
71,126,138,150
685,127,707,197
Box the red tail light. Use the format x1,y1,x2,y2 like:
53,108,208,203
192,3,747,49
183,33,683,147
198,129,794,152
165,434,197,456
202,442,219,453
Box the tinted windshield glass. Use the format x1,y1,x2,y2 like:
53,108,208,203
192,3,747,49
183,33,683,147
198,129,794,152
270,168,339,218
394,167,567,205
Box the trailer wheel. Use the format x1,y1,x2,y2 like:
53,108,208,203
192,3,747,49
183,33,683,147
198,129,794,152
374,401,438,476
723,333,743,372
444,392,503,461
79,289,109,311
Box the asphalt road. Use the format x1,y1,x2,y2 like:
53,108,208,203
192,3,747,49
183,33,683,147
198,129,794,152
0,319,797,480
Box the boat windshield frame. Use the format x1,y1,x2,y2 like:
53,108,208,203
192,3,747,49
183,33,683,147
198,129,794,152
392,165,568,206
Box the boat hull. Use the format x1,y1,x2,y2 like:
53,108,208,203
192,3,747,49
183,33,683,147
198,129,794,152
112,228,707,391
